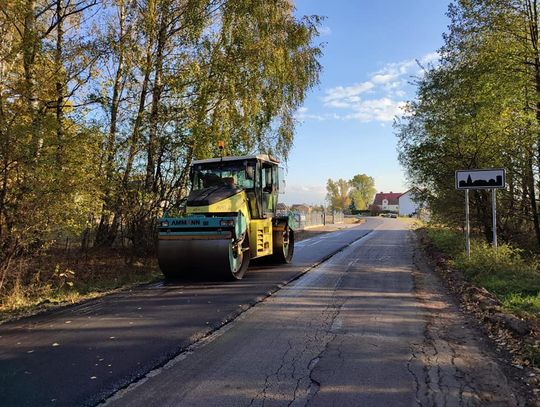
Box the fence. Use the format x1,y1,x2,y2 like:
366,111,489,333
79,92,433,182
287,210,344,230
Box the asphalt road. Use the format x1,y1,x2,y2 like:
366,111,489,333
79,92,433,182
0,219,379,407
104,218,521,407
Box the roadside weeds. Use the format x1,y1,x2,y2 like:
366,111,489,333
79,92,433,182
0,250,162,324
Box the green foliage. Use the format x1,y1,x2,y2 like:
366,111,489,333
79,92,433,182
326,178,351,212
502,293,540,319
453,241,540,297
396,0,540,250
425,225,540,320
197,0,323,160
426,227,464,257
524,344,540,367
0,0,323,306
349,174,376,211
327,173,376,212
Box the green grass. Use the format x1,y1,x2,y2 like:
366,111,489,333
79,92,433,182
424,226,540,319
525,343,540,366
426,227,465,257
502,293,540,319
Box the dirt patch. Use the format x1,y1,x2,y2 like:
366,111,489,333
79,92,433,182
414,229,540,405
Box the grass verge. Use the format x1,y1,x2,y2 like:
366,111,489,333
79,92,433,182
424,226,540,320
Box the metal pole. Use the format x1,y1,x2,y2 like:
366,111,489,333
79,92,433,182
492,188,497,253
465,189,470,258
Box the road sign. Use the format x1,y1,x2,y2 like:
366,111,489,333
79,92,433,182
455,168,506,256
455,168,505,190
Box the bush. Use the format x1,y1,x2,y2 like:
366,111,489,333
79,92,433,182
453,241,540,297
423,226,540,319
426,227,464,257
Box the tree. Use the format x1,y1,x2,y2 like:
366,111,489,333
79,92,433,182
349,174,376,211
0,1,100,258
0,0,324,293
326,178,351,212
89,0,323,250
396,0,540,250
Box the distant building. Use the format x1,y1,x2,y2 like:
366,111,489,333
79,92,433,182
290,204,311,213
372,192,401,212
276,202,289,211
398,189,421,216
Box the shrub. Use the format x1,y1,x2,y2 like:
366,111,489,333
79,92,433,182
426,226,464,257
422,226,540,320
452,241,540,297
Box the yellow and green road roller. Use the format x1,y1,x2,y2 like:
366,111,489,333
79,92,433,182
157,154,294,280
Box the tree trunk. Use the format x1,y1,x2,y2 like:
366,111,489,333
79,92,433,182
527,155,540,247
123,43,152,187
0,72,8,243
108,43,153,248
22,0,41,159
55,0,65,166
474,190,493,242
145,9,167,193
94,4,127,247
526,0,540,249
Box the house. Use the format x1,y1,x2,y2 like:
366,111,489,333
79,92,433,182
372,192,401,212
398,189,421,216
290,204,311,213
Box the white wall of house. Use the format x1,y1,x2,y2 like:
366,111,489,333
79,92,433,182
399,191,420,216
381,199,399,212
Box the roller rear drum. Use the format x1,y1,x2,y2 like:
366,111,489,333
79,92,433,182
158,236,250,280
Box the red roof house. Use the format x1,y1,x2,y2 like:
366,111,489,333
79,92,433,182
372,192,401,211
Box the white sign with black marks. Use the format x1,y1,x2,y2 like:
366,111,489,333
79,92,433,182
455,168,505,190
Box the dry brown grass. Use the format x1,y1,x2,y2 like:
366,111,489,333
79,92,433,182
0,248,160,323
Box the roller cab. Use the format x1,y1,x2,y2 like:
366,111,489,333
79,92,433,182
158,154,294,280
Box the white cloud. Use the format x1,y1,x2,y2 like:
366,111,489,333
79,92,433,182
282,184,326,205
319,52,439,123
322,82,374,107
420,52,439,65
286,184,326,194
371,73,397,85
345,98,407,123
294,106,326,121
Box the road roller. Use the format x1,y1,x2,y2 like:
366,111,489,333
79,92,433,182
157,154,294,280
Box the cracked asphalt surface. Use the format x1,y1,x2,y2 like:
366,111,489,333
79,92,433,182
0,220,375,407
104,219,522,407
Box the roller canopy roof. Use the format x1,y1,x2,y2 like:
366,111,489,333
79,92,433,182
192,154,280,165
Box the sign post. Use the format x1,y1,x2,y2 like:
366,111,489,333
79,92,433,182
492,189,497,252
465,189,470,258
456,168,505,255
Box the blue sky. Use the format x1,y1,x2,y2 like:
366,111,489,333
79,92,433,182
282,0,451,205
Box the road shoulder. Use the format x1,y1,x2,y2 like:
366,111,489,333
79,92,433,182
411,231,533,406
